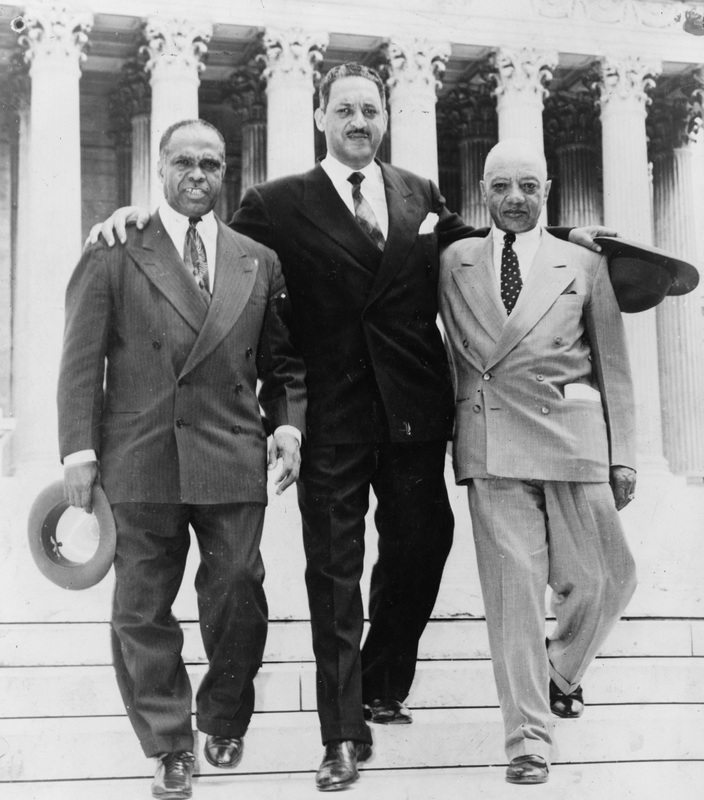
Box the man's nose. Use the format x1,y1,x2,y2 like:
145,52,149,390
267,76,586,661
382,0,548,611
349,108,366,127
189,164,205,180
506,183,524,202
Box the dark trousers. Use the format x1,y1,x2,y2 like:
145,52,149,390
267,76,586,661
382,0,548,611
297,440,454,745
110,502,267,757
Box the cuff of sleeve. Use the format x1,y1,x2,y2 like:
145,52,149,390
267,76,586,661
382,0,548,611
64,449,98,466
273,425,301,446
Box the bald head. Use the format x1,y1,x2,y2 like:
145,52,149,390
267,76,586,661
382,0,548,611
480,139,551,233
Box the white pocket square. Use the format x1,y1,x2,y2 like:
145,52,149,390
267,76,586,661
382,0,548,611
418,212,439,235
564,383,601,402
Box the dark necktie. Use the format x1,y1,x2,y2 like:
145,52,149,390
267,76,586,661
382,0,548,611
347,171,386,251
184,217,210,303
500,232,522,315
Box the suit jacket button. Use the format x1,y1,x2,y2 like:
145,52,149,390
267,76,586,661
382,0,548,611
176,418,185,428
483,373,491,381
152,340,161,350
232,424,242,434
473,404,481,413
536,374,544,381
553,337,562,345
235,383,244,393
246,347,253,358
462,339,469,348
541,407,549,415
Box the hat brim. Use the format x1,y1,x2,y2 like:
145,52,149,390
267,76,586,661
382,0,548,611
27,481,116,590
595,236,700,313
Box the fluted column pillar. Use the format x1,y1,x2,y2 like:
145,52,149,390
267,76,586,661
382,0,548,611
544,92,602,226
595,54,666,471
241,106,267,196
261,28,327,180
12,3,92,474
650,84,704,475
383,39,450,184
143,18,211,209
491,47,557,150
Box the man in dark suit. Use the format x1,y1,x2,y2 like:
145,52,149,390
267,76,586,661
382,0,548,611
59,119,306,799
90,63,611,792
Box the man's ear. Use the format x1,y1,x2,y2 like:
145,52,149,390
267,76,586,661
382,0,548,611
544,179,552,203
314,107,325,132
479,180,487,204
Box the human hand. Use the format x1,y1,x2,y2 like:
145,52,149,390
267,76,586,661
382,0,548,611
609,465,636,511
85,206,150,247
63,462,100,513
568,226,620,253
267,432,301,495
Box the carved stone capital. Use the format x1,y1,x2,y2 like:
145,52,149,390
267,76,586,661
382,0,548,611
382,38,452,94
261,28,328,84
489,47,558,101
648,74,704,152
436,75,497,139
142,17,212,76
543,90,600,150
20,2,92,66
593,55,661,109
223,47,267,118
108,57,152,147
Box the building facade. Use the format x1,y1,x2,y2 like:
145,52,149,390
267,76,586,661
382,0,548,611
0,0,703,477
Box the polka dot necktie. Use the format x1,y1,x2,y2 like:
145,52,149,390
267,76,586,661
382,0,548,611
347,171,386,251
184,217,211,304
500,231,522,315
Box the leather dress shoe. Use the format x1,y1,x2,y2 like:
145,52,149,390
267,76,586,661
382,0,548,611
151,750,195,798
550,679,584,718
315,740,373,792
506,754,549,785
363,698,412,725
203,734,244,768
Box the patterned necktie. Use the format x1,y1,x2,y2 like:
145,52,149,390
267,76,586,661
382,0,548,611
184,217,210,303
347,171,386,251
500,231,522,315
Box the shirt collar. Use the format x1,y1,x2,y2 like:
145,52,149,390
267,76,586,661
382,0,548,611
158,202,217,238
491,224,542,247
321,154,382,186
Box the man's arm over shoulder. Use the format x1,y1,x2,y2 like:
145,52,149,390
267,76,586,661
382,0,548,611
230,185,278,251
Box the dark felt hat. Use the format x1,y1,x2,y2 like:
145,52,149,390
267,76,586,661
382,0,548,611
27,481,116,590
594,236,700,313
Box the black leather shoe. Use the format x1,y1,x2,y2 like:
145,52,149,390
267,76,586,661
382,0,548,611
506,754,549,785
203,734,244,768
152,751,195,798
315,740,373,792
550,679,584,718
363,698,412,725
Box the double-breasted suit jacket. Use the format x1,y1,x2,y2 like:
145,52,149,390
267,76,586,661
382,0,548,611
58,212,307,504
439,230,636,483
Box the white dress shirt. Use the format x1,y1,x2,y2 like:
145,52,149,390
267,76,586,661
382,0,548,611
320,154,389,239
491,224,543,289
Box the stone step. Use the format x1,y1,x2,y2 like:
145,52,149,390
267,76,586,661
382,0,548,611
2,617,702,667
3,656,703,719
5,761,704,800
1,705,702,782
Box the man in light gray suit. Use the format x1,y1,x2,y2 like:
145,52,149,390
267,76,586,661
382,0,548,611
439,139,637,786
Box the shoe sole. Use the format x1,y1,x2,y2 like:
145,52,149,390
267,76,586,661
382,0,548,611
506,775,549,785
151,789,192,799
550,707,584,719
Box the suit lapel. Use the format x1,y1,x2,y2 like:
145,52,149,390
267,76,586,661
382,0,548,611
300,164,382,271
450,235,505,346
180,219,258,377
486,235,577,369
127,212,208,333
366,163,421,303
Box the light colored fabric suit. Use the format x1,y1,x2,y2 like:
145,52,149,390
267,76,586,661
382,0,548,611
439,230,637,762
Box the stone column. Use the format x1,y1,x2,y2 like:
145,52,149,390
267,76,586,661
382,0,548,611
595,54,666,471
261,28,328,180
143,18,212,209
649,84,704,475
490,47,557,150
224,58,268,197
543,91,602,226
12,3,92,474
383,38,451,184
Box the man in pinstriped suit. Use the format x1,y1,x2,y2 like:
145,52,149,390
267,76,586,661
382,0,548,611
439,139,637,786
58,120,306,799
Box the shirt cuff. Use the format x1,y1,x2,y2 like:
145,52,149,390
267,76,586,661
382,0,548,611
273,425,301,446
64,450,98,466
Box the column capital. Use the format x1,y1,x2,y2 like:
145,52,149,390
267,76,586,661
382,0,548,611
261,27,328,84
223,49,268,121
647,74,704,153
436,76,497,140
142,17,212,76
543,90,600,150
382,38,451,94
20,2,92,66
489,47,558,101
108,58,152,147
593,54,661,109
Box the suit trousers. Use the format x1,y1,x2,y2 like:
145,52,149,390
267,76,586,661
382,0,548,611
468,478,636,762
110,502,267,757
297,440,454,745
